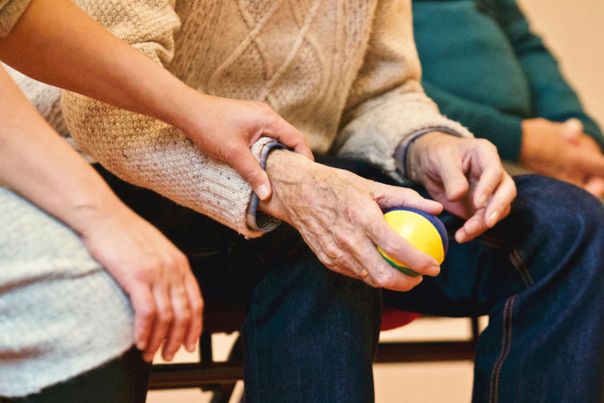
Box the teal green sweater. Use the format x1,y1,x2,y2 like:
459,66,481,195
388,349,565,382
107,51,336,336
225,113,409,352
412,0,604,161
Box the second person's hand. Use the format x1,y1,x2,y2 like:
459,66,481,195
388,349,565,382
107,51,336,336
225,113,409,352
72,198,204,363
521,118,604,195
175,93,314,201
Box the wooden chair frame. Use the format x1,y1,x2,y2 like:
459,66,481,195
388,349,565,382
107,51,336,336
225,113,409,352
149,316,480,402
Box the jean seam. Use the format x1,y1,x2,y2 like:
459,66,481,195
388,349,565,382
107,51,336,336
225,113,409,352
488,295,516,403
480,236,535,288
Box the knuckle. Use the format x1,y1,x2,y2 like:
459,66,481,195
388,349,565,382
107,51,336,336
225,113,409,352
397,280,418,292
140,305,156,321
158,308,174,324
175,252,190,269
481,139,498,153
378,237,401,256
190,300,203,318
372,269,393,288
322,242,341,260
335,232,357,250
175,310,192,324
134,261,159,282
162,255,178,270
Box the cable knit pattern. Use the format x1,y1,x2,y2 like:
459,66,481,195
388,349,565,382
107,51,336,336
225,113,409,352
15,0,472,237
0,0,30,37
0,188,133,398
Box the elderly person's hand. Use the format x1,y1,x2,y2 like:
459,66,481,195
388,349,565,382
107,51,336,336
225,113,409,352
406,132,517,244
259,150,443,292
72,201,204,363
521,118,604,196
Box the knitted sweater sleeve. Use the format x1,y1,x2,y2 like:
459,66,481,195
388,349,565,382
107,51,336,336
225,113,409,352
333,0,472,182
0,0,31,37
61,0,274,238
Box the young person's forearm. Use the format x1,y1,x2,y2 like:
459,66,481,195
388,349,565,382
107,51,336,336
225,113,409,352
0,0,197,132
0,67,125,235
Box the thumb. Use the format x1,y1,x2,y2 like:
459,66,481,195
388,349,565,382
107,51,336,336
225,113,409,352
584,177,604,198
230,150,273,200
561,118,583,143
440,165,470,201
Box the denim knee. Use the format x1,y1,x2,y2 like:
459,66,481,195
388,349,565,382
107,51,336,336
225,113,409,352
509,174,604,284
513,174,604,229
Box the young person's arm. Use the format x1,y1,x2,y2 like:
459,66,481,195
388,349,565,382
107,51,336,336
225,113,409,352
0,66,203,363
0,0,311,200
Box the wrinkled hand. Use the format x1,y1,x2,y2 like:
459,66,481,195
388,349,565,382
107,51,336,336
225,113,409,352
521,118,604,196
179,94,313,200
259,150,443,291
76,203,203,362
407,132,516,243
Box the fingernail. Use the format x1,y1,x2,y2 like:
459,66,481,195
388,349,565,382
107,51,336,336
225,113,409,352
478,194,487,208
255,184,270,200
136,340,146,351
488,211,499,226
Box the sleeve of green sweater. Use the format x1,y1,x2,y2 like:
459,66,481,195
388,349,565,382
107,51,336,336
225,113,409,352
495,0,604,150
421,80,523,161
0,0,31,38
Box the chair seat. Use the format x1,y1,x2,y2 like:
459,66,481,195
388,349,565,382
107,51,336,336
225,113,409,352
381,308,421,331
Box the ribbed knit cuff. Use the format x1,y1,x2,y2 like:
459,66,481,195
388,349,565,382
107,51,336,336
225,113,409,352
395,126,464,180
474,114,523,162
0,0,32,38
245,140,285,235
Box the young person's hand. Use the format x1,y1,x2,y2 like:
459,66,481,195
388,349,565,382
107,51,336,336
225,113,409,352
72,201,204,363
407,133,516,243
176,94,314,200
521,118,604,196
0,0,313,202
0,66,204,363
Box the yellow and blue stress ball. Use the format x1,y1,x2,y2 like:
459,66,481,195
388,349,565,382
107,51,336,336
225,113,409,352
378,207,448,277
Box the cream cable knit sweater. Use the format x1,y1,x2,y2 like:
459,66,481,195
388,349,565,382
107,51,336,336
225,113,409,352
14,0,471,238
0,0,30,37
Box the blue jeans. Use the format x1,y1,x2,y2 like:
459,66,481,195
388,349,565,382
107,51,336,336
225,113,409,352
97,162,604,403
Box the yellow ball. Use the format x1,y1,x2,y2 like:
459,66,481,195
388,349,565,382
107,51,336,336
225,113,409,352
378,208,448,277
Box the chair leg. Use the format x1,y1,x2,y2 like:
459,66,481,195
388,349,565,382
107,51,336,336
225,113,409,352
470,316,480,344
209,335,243,403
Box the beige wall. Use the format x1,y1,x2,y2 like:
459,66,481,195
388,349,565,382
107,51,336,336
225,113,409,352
518,0,604,126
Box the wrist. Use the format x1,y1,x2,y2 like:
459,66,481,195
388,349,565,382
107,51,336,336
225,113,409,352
406,131,455,182
520,118,548,163
156,84,209,135
258,149,314,223
65,190,128,238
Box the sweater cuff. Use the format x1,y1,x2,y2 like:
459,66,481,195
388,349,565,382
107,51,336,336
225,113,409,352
475,115,523,162
583,124,604,153
245,140,285,236
395,126,464,180
0,0,31,38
